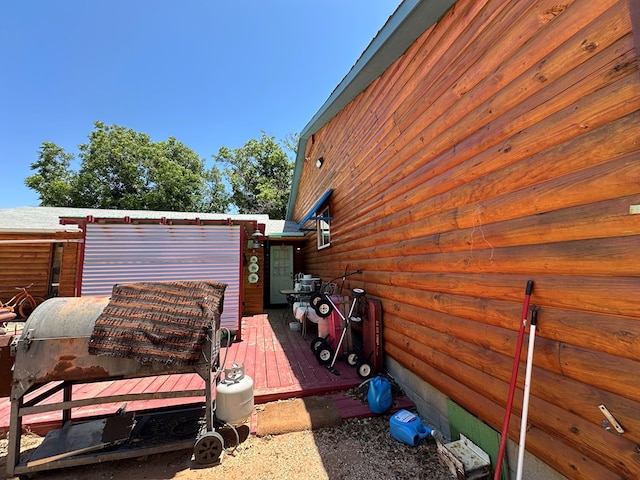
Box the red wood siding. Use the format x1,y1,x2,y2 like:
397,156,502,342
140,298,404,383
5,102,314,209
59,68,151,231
292,0,640,478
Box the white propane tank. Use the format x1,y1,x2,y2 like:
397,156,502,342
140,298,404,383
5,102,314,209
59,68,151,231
216,364,254,424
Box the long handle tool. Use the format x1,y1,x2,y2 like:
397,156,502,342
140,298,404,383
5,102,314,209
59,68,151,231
516,307,538,480
493,280,534,480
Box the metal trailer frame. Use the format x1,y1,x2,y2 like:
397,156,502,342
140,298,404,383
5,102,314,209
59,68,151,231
310,285,383,379
6,296,223,478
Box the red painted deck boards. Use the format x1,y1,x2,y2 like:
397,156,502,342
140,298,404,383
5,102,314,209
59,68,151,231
0,310,412,437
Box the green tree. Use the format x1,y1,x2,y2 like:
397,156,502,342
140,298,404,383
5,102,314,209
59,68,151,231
281,132,300,156
201,165,230,213
25,121,230,212
214,132,294,219
24,142,75,206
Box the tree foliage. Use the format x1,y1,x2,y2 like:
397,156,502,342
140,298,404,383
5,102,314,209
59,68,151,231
24,142,75,206
214,132,294,219
26,121,230,212
25,122,295,217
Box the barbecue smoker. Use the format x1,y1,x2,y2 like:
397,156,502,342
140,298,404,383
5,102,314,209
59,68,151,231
6,281,231,478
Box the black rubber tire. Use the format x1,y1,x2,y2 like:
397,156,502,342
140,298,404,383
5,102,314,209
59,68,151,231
314,299,333,318
316,345,333,365
356,360,372,379
309,293,323,308
310,336,326,353
347,351,359,367
194,431,224,465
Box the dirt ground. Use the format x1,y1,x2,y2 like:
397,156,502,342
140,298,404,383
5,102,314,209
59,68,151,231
1,415,454,480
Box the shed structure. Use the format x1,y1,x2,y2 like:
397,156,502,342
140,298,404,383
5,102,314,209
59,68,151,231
0,209,83,302
0,207,273,334
287,1,640,479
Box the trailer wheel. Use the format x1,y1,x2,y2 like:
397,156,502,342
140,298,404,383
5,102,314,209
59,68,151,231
347,351,359,367
356,360,372,379
314,299,333,318
309,293,323,308
310,336,326,353
194,431,224,465
316,344,333,365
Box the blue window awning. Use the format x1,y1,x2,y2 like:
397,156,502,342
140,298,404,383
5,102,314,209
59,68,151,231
297,189,333,230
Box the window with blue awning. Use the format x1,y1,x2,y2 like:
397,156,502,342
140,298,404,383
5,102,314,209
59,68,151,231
297,189,333,231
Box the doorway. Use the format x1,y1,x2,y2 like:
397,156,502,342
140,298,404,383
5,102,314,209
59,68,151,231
269,245,293,304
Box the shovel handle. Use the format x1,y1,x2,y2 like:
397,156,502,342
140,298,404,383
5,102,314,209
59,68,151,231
525,279,533,296
494,280,534,480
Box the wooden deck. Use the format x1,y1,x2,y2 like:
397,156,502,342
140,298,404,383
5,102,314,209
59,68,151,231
0,310,412,437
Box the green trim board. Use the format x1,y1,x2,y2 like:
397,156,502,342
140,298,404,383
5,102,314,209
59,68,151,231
447,400,507,480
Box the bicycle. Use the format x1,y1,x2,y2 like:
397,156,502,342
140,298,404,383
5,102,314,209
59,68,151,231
0,283,46,319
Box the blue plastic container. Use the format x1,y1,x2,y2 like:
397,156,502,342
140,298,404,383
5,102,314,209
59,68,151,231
367,376,392,414
390,409,434,446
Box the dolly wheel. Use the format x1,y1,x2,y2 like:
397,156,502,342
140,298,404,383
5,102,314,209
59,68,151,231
310,336,326,353
347,351,359,367
309,293,323,308
194,431,224,465
316,344,334,365
315,299,333,318
356,360,372,379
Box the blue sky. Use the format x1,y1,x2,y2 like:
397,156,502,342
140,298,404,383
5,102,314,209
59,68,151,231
0,1,401,208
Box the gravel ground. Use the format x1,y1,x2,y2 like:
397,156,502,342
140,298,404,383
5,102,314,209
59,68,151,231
1,415,454,480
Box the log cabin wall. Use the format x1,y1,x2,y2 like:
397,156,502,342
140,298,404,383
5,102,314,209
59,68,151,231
290,0,640,478
56,233,82,297
0,232,82,301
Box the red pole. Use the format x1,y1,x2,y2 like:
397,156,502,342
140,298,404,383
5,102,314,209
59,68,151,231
493,280,534,480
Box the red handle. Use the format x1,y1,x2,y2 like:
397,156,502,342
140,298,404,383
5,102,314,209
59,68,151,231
493,280,534,480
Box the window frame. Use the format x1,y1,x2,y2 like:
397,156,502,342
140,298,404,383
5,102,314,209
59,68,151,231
316,205,331,250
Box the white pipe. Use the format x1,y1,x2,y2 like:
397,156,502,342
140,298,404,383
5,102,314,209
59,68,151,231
516,310,538,480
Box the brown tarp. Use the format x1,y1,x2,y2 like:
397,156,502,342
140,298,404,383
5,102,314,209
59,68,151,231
88,281,226,365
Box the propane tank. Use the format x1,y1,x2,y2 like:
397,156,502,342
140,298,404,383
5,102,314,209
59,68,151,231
216,364,254,424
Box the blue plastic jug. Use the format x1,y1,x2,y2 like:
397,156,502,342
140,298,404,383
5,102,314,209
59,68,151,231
390,409,434,446
367,376,392,414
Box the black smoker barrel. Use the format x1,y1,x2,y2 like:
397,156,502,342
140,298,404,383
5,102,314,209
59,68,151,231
7,281,225,477
11,296,214,400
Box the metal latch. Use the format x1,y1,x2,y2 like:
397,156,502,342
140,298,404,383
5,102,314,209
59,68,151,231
599,404,624,434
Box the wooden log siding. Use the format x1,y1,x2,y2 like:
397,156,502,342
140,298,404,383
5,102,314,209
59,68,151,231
291,0,640,478
0,232,82,300
57,236,81,297
0,239,51,300
243,246,264,315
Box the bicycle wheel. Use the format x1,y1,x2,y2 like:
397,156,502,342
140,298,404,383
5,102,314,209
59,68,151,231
18,296,45,319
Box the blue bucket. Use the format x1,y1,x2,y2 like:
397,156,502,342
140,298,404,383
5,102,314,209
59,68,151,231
390,409,434,446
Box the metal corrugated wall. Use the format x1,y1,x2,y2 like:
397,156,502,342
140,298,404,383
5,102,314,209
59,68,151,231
81,224,241,331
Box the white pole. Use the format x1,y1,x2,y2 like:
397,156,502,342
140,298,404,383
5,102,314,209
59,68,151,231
516,309,538,480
